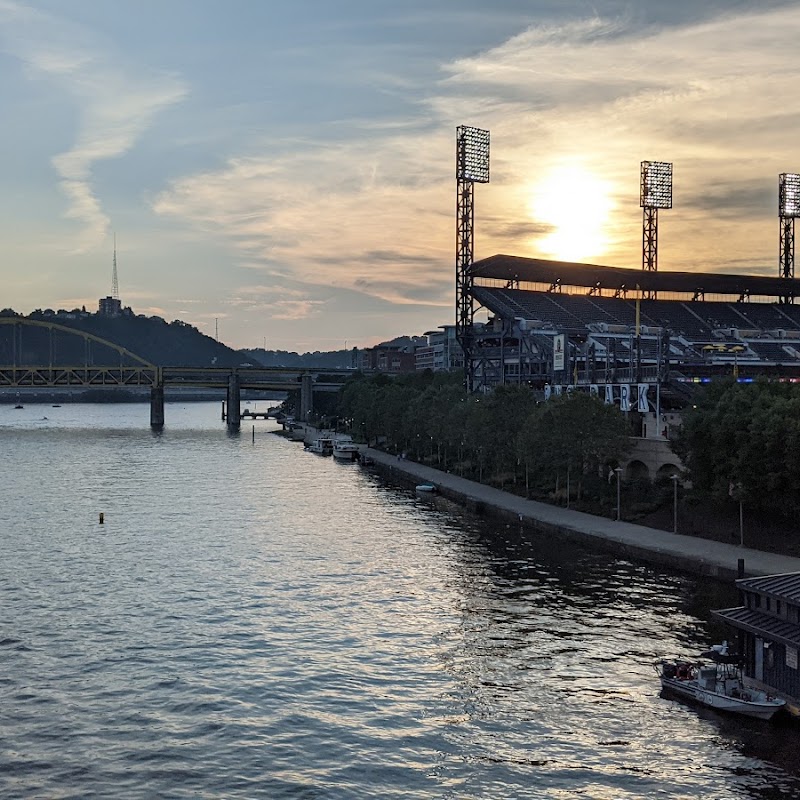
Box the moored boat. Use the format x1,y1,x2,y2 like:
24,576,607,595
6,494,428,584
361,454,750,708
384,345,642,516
306,437,334,455
657,642,786,721
332,438,360,461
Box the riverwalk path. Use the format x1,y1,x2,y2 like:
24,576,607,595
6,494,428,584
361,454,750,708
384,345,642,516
363,448,800,580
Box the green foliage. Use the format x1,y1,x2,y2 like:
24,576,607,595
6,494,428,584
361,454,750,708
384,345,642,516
337,376,632,500
519,392,632,497
673,379,800,518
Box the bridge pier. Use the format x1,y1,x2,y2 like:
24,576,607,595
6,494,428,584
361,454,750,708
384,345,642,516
300,373,313,422
150,384,165,428
226,374,241,428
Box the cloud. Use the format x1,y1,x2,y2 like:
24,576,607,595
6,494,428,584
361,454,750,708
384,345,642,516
153,5,800,311
682,180,774,220
269,300,327,320
486,220,556,238
433,6,800,271
0,1,186,252
226,285,329,320
153,133,455,305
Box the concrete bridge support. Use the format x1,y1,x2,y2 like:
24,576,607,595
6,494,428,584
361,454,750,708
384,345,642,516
226,374,241,428
150,383,165,428
300,373,313,422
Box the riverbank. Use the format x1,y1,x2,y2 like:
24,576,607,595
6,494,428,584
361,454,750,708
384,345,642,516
362,447,800,580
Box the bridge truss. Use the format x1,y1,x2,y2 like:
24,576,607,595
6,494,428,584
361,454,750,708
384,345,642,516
0,366,160,388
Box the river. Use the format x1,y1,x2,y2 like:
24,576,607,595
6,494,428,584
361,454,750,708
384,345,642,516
1,402,799,799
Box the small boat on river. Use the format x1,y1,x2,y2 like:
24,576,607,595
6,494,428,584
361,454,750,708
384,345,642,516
656,642,786,721
306,437,334,455
332,438,360,461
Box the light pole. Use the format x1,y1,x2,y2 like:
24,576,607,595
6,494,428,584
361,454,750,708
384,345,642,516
615,467,623,520
730,480,744,547
566,465,570,509
739,499,744,547
671,474,679,534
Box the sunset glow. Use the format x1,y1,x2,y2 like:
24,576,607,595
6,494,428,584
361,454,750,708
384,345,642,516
1,2,799,347
529,165,615,263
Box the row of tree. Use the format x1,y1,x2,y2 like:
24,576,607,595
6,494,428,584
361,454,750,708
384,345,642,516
673,379,800,520
332,372,633,502
301,372,800,527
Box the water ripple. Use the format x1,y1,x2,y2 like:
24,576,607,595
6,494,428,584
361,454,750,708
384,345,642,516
1,403,799,798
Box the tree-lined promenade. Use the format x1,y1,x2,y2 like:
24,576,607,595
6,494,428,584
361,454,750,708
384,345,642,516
317,373,800,556
336,372,632,511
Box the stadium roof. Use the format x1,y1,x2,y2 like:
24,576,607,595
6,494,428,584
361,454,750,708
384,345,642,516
471,254,800,299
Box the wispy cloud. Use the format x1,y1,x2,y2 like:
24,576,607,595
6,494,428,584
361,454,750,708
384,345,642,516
153,133,454,305
436,6,800,270
0,1,186,252
151,4,800,307
226,285,329,321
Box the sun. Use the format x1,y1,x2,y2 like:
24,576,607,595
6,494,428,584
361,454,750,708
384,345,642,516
529,164,615,262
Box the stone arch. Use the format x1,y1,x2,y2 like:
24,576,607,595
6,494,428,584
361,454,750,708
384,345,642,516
625,459,650,482
656,463,681,483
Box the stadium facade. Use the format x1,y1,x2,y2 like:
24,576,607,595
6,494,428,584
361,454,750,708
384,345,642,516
468,255,800,409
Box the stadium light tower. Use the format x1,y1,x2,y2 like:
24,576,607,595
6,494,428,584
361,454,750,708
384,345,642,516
640,161,673,299
456,125,490,392
779,173,800,284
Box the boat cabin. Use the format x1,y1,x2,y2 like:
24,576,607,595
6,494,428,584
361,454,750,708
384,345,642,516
713,572,800,706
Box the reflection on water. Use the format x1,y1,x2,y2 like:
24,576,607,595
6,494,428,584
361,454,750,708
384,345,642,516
0,402,798,799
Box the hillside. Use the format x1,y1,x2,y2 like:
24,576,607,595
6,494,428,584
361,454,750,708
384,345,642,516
1,309,256,368
240,348,358,369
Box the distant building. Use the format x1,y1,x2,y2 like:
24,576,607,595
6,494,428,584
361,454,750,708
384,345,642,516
98,296,122,317
415,326,462,372
358,335,424,373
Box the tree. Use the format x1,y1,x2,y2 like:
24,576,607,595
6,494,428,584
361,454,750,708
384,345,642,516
519,392,631,499
674,379,800,518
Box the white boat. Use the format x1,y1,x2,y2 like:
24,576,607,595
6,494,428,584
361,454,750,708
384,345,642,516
657,642,786,721
416,483,437,493
306,437,333,455
332,438,360,461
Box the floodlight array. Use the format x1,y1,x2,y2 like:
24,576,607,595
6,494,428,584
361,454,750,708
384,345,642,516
456,126,490,183
779,173,800,218
640,161,673,209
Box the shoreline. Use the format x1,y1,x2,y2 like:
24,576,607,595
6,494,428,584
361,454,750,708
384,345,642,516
361,447,800,581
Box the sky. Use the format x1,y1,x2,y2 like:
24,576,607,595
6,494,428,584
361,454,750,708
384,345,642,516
2,0,800,351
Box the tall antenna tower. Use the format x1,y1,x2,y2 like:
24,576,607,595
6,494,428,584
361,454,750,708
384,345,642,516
111,233,120,300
